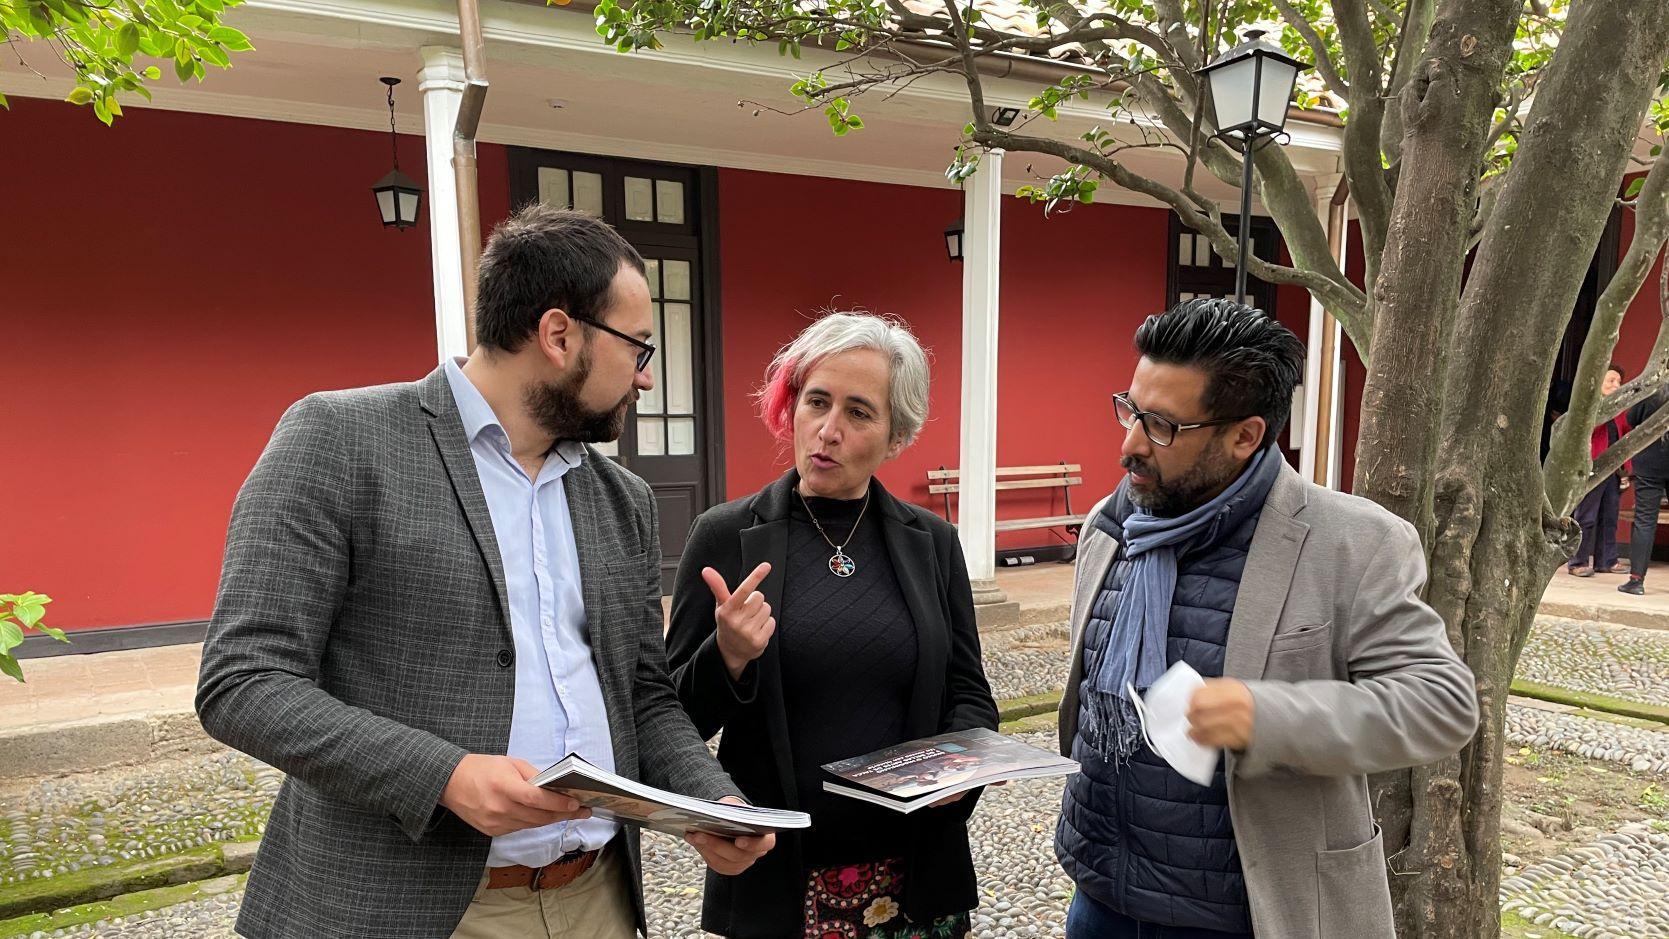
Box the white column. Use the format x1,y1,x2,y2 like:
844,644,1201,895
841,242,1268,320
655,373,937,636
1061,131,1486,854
1294,178,1351,491
1298,179,1339,482
420,46,470,362
958,150,1015,625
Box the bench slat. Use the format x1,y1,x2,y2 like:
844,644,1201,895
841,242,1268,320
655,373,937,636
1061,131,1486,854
928,464,1081,480
993,515,1082,532
930,477,1083,495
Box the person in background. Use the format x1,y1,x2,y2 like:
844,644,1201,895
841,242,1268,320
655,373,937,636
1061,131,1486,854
1569,364,1629,577
666,311,999,939
1621,383,1669,594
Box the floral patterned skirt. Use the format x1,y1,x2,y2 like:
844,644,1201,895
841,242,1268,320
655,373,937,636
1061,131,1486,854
802,858,972,939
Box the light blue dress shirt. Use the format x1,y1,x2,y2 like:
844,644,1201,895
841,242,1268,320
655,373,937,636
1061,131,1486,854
444,359,619,866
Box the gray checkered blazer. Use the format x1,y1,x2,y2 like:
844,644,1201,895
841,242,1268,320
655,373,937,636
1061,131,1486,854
196,366,740,939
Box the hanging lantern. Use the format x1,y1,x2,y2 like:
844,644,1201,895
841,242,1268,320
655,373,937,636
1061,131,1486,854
372,76,423,230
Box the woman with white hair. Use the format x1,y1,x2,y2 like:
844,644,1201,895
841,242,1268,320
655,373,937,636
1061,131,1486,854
666,311,998,939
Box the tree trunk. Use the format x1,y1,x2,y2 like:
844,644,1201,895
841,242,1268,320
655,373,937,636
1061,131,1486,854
1353,0,1522,537
1362,3,1669,937
1354,8,1522,930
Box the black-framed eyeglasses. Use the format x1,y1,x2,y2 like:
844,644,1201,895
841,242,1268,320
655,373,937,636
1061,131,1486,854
1112,392,1249,447
574,316,656,373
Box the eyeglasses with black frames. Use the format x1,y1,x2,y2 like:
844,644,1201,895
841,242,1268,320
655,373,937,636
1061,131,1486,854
1112,392,1250,447
575,316,656,373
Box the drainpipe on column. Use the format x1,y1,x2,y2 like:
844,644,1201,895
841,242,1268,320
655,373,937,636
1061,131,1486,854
453,0,489,351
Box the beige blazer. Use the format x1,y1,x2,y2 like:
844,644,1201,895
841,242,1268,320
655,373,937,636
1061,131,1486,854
1058,461,1480,939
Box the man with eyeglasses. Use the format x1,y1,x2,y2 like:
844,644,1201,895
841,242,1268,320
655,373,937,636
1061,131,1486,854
198,203,772,939
1054,298,1478,939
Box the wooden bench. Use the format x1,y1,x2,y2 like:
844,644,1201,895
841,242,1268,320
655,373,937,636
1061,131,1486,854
927,463,1084,551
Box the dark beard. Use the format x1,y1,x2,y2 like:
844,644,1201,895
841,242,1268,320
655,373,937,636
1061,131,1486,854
1123,443,1242,517
524,349,633,444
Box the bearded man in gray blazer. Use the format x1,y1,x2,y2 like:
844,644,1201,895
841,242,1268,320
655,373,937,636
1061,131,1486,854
1056,298,1479,939
197,204,773,939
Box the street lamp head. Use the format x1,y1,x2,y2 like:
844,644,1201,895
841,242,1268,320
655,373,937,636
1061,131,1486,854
1197,29,1309,142
944,216,965,262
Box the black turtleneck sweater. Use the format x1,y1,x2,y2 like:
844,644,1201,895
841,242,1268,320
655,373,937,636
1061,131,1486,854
779,486,919,865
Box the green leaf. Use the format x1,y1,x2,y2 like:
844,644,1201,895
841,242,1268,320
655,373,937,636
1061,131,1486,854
0,621,23,654
177,12,204,28
175,55,194,82
12,602,45,629
37,625,70,643
94,97,114,125
0,92,9,110
208,25,252,50
198,43,229,67
0,654,23,683
1626,177,1646,198
117,21,140,55
845,115,863,130
144,65,162,79
66,85,95,105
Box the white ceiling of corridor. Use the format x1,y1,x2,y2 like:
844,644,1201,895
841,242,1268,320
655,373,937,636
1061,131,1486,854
1,0,1351,207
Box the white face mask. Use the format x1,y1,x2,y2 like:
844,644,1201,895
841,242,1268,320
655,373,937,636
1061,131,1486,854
1127,660,1221,787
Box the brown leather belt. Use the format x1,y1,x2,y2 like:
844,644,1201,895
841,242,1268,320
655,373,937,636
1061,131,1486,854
486,846,602,891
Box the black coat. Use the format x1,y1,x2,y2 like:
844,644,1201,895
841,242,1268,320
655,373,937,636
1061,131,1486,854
1628,386,1669,480
665,470,1000,939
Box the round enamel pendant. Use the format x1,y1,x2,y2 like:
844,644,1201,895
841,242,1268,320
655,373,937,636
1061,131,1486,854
829,551,856,577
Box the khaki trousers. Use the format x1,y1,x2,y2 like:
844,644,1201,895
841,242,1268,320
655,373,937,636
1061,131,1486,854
450,842,637,939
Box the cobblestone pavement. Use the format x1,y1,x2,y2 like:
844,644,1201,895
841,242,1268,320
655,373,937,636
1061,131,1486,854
1517,615,1669,711
12,615,1669,937
1500,823,1669,939
11,740,1073,939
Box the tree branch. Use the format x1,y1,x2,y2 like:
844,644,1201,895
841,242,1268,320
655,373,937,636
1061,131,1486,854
1546,150,1669,513
967,124,1367,326
1270,0,1350,99
1376,0,1436,219
1334,0,1394,280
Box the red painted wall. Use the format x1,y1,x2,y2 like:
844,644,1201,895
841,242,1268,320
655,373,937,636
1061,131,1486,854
2,98,511,630
717,168,1169,548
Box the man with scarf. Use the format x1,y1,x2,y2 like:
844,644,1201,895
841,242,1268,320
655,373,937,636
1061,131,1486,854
1054,299,1479,939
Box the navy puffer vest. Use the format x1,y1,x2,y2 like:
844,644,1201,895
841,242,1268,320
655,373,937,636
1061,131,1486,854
1054,487,1266,933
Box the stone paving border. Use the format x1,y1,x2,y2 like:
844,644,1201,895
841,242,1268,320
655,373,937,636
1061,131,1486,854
0,711,217,783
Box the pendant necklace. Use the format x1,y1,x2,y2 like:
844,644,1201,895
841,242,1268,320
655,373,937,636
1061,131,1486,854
798,488,870,578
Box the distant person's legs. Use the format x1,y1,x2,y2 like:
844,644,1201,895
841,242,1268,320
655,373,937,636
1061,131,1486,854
1596,475,1622,572
1623,474,1666,594
1571,485,1604,576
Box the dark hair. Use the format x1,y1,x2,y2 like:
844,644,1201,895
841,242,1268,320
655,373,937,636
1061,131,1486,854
474,203,646,353
1134,298,1306,448
1608,363,1626,379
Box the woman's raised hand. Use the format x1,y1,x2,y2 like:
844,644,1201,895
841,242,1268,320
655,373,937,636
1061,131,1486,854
703,562,775,681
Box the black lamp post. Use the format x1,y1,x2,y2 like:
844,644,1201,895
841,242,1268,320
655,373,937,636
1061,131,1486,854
371,76,423,230
944,216,965,262
1197,30,1307,303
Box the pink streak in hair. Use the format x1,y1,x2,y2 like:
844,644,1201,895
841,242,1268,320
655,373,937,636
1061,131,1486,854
759,356,800,443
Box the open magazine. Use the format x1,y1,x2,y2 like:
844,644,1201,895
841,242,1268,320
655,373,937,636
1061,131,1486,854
532,754,810,839
821,727,1080,814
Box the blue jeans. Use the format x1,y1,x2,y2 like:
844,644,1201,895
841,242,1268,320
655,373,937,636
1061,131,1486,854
1065,890,1255,939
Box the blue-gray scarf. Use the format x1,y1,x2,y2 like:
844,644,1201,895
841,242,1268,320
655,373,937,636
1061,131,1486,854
1084,447,1281,759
